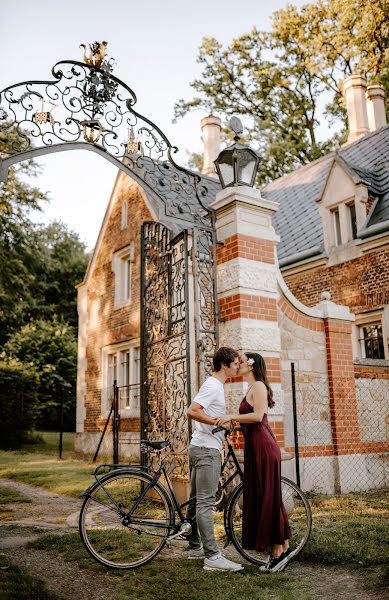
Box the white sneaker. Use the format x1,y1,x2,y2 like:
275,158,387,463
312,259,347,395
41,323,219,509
188,546,205,559
203,553,244,572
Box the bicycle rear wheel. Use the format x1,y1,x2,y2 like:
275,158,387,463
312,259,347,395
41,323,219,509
226,477,312,566
79,469,174,569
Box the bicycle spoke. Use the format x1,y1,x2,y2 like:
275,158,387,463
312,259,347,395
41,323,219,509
227,478,311,566
79,470,173,569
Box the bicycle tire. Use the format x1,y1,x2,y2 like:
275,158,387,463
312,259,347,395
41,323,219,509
79,468,174,569
226,476,312,566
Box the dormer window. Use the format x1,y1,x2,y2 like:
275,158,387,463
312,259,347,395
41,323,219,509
330,200,359,247
347,202,357,240
332,207,342,246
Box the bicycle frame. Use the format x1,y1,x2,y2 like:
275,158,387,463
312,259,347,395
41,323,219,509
83,433,244,539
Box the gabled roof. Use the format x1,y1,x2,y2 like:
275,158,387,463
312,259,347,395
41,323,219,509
261,124,389,264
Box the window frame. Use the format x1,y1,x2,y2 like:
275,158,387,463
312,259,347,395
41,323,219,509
347,201,358,240
354,310,388,361
102,341,141,416
112,242,134,308
331,206,342,246
359,322,385,360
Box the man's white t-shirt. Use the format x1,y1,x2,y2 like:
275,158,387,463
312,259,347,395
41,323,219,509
190,376,225,452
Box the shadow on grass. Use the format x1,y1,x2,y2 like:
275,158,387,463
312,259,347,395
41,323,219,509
0,555,60,600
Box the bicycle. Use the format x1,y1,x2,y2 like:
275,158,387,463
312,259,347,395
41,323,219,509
79,429,312,569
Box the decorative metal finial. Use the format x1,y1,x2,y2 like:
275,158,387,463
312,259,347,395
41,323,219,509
80,41,108,69
229,116,243,141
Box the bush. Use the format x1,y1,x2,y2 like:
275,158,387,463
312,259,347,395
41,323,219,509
3,318,77,431
0,360,39,449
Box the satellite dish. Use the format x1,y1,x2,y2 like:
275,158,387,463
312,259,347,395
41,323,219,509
229,116,243,136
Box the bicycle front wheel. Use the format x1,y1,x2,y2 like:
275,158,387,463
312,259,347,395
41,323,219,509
79,469,174,569
226,477,312,566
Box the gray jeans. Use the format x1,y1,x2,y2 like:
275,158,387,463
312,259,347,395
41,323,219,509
186,445,221,558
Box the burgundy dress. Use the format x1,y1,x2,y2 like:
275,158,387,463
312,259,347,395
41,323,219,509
239,396,291,550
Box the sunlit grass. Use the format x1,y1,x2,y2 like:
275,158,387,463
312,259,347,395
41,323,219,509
29,532,313,600
0,450,94,496
300,492,389,566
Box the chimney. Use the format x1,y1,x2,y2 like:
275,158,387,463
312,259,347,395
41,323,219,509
343,75,369,143
366,85,387,131
201,115,221,177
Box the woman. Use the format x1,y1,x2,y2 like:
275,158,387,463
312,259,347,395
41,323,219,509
215,352,293,572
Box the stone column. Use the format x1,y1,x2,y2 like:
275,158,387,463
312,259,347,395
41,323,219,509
201,115,221,178
209,186,286,452
316,295,359,492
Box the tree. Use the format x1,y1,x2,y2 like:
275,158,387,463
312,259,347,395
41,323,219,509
175,0,389,182
0,359,39,449
3,318,77,430
0,128,49,341
32,221,89,330
0,129,89,342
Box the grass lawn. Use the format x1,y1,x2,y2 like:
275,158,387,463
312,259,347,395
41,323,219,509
0,444,388,600
29,532,312,600
24,431,76,455
0,437,94,497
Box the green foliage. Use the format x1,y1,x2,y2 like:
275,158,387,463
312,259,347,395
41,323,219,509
0,360,39,449
175,0,389,181
3,318,77,430
0,129,89,430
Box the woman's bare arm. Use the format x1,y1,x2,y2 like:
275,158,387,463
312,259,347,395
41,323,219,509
214,381,268,426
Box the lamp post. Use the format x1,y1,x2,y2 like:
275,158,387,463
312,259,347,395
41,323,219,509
214,117,261,189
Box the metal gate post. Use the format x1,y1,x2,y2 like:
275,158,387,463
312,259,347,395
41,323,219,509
113,380,119,464
291,362,301,487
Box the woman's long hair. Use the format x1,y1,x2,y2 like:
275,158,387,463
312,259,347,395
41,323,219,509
245,352,275,408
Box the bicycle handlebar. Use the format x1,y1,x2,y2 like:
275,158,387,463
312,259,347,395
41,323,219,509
212,426,230,435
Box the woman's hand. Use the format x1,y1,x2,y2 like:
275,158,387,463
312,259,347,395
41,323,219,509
215,414,234,427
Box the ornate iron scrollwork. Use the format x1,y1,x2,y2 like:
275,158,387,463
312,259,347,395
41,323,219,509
0,42,213,225
141,222,191,479
140,220,219,480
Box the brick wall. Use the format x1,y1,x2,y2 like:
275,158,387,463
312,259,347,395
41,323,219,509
283,247,389,311
83,176,153,432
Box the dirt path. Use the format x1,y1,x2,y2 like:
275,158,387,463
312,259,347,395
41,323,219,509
0,478,387,600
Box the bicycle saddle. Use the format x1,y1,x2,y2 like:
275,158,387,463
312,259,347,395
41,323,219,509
140,440,170,450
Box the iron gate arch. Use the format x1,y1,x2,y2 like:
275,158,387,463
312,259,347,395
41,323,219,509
0,44,219,470
140,221,219,479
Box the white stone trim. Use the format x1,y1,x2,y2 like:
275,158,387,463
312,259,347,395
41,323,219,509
210,186,280,243
217,258,278,298
277,271,354,322
219,318,281,353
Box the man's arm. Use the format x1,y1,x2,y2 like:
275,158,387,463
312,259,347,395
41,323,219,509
187,402,217,426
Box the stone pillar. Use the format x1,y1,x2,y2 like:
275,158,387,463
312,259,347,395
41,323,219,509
209,186,286,451
315,295,358,492
201,115,221,178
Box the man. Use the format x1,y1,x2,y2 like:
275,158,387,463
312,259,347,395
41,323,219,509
186,346,243,572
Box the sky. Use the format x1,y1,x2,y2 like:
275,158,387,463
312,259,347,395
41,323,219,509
1,0,307,250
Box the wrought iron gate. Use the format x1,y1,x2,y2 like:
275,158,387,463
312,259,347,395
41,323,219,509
140,221,218,479
0,42,220,471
